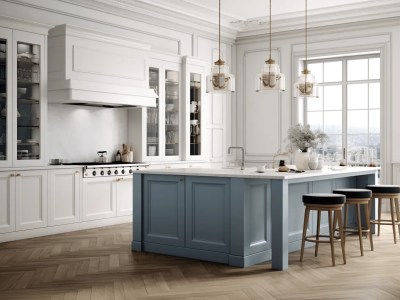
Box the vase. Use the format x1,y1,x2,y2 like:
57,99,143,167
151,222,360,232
308,155,318,170
295,150,310,170
316,157,324,170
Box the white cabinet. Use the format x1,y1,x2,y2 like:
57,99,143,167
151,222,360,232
116,177,133,217
15,170,47,231
0,171,15,233
129,55,182,162
48,168,81,226
82,177,116,221
82,175,133,221
0,25,48,168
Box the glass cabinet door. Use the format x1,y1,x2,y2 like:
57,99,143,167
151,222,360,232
165,69,179,156
16,41,41,161
147,67,160,157
0,37,8,162
190,72,201,156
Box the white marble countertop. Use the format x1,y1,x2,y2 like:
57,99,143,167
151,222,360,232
136,166,380,180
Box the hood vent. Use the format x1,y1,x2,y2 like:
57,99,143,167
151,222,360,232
48,24,157,107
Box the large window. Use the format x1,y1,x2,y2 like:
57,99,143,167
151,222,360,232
302,53,380,166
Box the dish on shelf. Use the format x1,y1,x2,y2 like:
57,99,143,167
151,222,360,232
26,139,38,144
17,139,21,144
165,149,174,155
17,88,27,98
17,52,33,59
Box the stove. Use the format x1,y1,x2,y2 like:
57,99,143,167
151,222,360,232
63,162,149,178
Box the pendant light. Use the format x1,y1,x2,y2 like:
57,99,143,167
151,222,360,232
294,0,318,98
206,0,235,93
255,0,285,92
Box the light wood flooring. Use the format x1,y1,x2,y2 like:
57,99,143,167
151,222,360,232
1,222,400,300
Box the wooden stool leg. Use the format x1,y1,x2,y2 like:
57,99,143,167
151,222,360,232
343,203,348,247
378,198,382,236
300,208,310,262
390,198,397,244
356,203,364,256
328,209,335,266
315,210,321,257
364,201,374,251
395,197,400,238
337,209,346,264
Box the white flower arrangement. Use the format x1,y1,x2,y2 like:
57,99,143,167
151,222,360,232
287,124,328,152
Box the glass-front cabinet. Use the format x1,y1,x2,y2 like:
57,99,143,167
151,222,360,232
0,27,46,167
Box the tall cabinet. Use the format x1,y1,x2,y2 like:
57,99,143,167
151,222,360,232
129,55,208,162
0,22,48,168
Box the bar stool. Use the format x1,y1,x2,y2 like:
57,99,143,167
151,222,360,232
332,188,373,256
300,193,346,266
365,185,400,244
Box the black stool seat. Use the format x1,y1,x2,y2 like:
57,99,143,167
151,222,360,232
303,193,346,205
333,188,372,199
366,185,400,194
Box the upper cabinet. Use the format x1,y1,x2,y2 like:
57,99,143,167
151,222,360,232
48,24,157,107
129,55,208,163
0,18,49,168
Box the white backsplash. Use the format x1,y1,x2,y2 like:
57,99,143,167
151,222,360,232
48,104,129,163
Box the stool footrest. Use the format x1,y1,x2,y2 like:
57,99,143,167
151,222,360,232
343,227,371,233
371,220,400,225
305,235,341,244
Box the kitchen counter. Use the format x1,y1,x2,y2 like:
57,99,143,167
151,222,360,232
132,166,379,270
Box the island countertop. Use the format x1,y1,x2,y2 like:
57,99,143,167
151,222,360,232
136,166,380,180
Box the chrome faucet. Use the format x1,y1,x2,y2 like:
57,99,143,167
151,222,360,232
228,146,245,170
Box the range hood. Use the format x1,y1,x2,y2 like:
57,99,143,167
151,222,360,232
48,24,157,107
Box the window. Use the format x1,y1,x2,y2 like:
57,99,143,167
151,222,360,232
302,54,380,166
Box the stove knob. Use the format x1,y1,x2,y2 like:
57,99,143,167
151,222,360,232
121,169,125,175
129,169,133,174
107,170,112,175
92,171,96,176
100,170,104,176
114,170,118,175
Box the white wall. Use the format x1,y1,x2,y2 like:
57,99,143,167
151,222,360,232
236,18,400,183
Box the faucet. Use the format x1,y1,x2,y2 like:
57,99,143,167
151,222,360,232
228,146,245,170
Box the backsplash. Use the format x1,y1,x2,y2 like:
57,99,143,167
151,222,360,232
47,104,129,162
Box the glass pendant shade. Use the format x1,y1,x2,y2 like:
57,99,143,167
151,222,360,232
255,59,285,92
206,59,235,93
294,69,318,98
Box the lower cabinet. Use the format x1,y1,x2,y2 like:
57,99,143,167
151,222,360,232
15,170,48,231
142,175,230,252
48,168,81,226
0,172,15,234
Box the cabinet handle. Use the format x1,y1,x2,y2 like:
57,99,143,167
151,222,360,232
10,174,15,177
16,173,21,177
75,171,79,174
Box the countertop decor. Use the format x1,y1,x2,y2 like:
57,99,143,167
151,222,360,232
287,123,328,152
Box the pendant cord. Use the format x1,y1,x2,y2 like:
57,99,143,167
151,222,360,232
218,0,221,62
305,0,308,67
269,0,272,61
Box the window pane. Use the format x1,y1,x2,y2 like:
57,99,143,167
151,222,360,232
369,83,380,109
369,109,380,133
307,111,323,131
348,110,368,134
325,134,342,163
324,61,342,82
348,59,368,81
324,85,342,110
369,134,380,163
369,57,380,79
307,95,323,111
348,83,368,109
308,63,323,83
324,111,342,134
347,134,369,164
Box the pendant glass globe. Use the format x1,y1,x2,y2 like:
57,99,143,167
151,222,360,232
206,59,235,93
294,69,318,98
255,59,285,92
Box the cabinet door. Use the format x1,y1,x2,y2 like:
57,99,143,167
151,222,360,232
48,168,81,226
116,177,133,217
81,177,116,221
15,170,47,231
0,172,15,233
0,28,12,168
13,30,47,167
164,67,180,158
185,176,230,253
143,175,184,246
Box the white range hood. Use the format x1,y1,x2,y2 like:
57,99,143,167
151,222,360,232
48,24,157,107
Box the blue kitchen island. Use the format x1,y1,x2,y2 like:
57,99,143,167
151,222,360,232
132,166,378,270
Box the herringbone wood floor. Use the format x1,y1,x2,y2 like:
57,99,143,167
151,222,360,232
1,222,400,300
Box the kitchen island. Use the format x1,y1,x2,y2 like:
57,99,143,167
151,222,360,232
132,166,378,270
